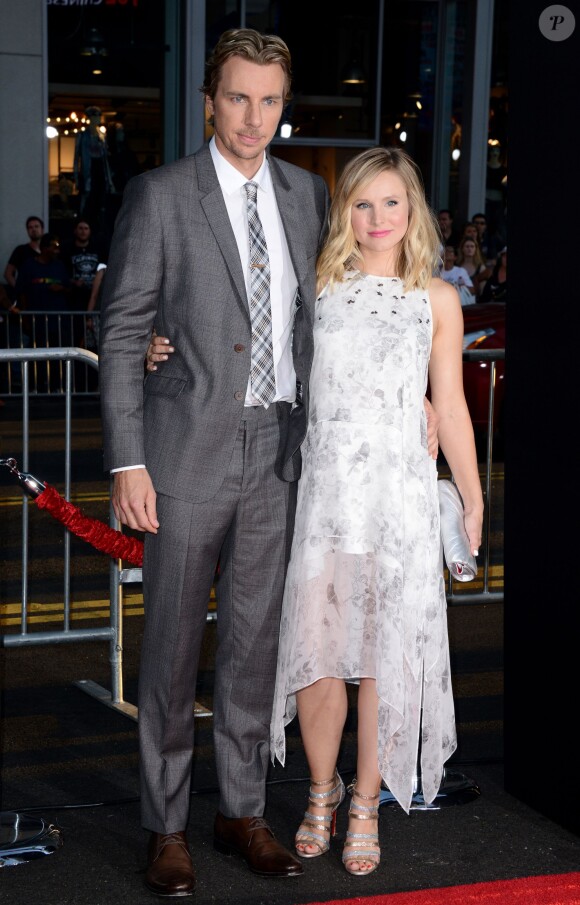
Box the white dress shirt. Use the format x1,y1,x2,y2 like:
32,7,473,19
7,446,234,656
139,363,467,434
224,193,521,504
209,137,298,405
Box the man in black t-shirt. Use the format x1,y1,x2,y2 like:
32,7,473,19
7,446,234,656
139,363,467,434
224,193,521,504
16,233,71,390
3,215,44,298
60,219,102,310
16,233,70,317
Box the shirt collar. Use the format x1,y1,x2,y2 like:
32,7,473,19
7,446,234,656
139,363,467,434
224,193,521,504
209,136,271,197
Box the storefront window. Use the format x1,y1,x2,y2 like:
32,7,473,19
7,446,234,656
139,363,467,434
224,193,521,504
379,1,440,194
207,0,382,147
43,0,506,249
487,0,508,243
47,0,165,242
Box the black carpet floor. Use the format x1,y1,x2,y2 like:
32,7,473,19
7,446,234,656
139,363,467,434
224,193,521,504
2,610,580,905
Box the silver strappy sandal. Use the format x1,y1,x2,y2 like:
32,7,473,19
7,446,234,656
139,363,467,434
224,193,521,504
342,780,381,875
295,771,345,858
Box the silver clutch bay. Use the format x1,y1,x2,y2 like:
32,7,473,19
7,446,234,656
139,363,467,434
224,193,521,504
438,478,478,582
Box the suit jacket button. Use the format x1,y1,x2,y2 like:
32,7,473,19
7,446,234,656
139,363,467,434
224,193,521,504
234,391,244,401
234,343,245,352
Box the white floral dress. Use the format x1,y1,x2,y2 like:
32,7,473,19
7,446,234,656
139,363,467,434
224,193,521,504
270,271,456,813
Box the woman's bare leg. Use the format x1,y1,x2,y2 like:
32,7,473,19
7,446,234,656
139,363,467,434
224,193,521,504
344,678,381,873
295,678,348,855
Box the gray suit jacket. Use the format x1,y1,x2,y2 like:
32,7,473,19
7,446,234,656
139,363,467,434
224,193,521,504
99,144,329,503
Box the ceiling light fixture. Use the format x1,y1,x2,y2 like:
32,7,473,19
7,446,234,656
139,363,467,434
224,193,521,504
341,59,367,85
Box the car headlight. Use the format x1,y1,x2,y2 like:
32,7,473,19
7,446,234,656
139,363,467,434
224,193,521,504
463,328,496,351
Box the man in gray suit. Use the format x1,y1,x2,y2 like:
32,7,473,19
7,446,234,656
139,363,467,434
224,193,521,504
99,28,329,897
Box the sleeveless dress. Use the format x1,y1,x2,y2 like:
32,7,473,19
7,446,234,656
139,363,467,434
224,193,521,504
270,271,456,813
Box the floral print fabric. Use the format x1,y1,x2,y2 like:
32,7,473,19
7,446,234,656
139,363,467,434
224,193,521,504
270,272,456,813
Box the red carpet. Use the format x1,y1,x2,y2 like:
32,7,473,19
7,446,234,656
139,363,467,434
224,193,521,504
301,872,580,905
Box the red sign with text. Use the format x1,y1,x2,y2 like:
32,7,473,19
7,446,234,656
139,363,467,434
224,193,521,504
47,1,139,7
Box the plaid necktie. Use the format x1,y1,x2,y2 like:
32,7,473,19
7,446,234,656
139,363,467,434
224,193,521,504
245,181,275,406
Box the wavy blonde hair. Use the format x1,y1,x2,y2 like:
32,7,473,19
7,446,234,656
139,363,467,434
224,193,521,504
316,147,441,294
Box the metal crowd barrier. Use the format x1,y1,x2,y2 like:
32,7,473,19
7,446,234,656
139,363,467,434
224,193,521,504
0,351,123,671
0,346,213,721
0,310,100,396
0,345,504,724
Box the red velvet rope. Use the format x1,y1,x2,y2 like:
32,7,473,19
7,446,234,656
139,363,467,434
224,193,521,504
36,483,143,567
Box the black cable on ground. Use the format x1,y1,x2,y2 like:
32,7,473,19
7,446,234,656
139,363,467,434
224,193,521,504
5,758,503,814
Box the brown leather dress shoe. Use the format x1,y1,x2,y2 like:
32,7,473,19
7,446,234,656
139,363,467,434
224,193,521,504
213,813,304,877
145,831,196,897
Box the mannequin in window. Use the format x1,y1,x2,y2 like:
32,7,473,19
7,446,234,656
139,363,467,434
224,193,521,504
74,106,115,225
107,117,139,196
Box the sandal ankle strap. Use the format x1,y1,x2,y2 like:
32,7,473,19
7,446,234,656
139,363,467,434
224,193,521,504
310,774,337,786
352,790,380,800
309,773,343,806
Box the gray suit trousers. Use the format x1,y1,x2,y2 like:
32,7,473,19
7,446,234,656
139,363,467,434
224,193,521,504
138,403,295,833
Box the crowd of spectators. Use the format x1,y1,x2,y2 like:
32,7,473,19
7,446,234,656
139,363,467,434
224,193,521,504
0,215,110,396
436,208,506,304
1,199,506,398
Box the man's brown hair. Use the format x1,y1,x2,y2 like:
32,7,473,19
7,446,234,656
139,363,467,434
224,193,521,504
200,28,293,103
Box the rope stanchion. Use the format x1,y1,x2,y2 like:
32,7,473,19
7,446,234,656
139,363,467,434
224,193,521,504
1,457,143,566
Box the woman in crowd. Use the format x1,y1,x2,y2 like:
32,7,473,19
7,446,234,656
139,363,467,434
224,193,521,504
456,234,492,298
480,246,507,303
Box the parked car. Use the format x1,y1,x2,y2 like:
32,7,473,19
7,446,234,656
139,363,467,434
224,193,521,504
462,301,505,438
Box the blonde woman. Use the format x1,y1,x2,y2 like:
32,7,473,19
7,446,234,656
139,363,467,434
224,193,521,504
456,234,492,297
269,147,483,876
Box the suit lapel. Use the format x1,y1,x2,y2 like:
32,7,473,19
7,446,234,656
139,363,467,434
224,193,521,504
195,146,250,322
269,155,310,290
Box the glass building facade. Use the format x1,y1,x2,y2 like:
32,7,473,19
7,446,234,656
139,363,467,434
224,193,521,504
41,0,506,249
